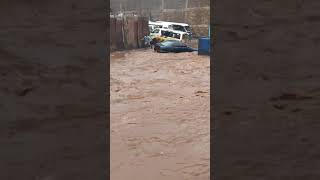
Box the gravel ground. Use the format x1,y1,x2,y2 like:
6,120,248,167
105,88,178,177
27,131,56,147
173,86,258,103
110,49,210,180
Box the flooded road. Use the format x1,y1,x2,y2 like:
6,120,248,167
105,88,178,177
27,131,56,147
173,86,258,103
110,49,210,180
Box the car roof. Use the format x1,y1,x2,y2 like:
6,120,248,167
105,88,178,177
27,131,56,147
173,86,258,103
148,21,163,25
170,30,188,34
155,21,189,26
151,28,166,31
153,28,187,34
171,23,189,26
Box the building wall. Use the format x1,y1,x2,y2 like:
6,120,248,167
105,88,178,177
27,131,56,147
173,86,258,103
110,0,210,36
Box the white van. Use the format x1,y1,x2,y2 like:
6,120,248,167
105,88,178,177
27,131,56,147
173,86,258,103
155,21,192,34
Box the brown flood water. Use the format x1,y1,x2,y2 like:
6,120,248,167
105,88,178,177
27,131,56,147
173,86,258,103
110,49,210,180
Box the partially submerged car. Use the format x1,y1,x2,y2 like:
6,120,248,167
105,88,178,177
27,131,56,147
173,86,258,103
150,34,176,46
154,40,196,53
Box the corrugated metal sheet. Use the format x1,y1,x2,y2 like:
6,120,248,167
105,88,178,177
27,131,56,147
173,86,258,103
110,16,149,51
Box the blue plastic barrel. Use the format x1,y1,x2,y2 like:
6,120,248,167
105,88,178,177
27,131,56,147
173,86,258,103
198,37,210,55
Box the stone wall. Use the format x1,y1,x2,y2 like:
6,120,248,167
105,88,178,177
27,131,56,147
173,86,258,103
110,0,210,37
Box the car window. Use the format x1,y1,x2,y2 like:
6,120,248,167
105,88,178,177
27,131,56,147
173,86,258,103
174,42,182,46
177,42,187,46
163,41,182,46
161,41,175,46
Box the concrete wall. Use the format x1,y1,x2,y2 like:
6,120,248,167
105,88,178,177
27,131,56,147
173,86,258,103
110,0,210,36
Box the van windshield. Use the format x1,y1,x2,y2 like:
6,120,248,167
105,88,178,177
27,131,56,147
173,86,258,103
172,25,186,32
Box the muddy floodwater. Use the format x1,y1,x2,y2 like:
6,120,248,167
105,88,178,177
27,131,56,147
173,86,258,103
110,49,210,180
